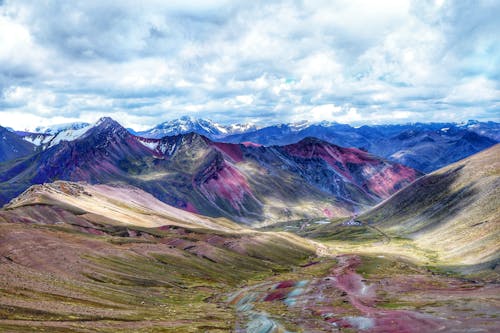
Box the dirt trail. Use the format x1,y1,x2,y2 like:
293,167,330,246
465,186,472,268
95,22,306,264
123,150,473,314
368,225,391,244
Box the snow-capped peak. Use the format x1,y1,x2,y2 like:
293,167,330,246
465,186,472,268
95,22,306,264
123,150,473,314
227,123,258,134
138,117,257,139
47,124,95,147
21,118,130,148
288,120,311,131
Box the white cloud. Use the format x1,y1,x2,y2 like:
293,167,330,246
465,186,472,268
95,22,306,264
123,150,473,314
235,95,254,105
445,77,499,104
0,0,499,130
0,14,49,79
309,104,342,121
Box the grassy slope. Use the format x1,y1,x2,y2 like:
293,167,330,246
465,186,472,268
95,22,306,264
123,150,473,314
357,144,500,266
0,182,315,332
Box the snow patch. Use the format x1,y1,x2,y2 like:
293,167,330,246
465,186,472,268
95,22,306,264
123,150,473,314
23,134,52,146
48,125,92,147
136,138,159,151
33,122,90,134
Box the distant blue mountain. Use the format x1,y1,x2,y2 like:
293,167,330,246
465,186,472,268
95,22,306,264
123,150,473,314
221,120,499,173
0,126,36,163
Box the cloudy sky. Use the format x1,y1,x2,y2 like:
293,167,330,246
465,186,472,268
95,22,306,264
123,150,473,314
0,0,498,130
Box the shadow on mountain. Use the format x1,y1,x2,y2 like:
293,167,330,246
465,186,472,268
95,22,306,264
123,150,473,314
436,258,500,282
363,165,476,234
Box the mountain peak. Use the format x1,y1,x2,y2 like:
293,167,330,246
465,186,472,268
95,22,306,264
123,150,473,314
93,117,127,131
95,117,119,126
179,115,196,121
294,136,332,147
79,117,129,142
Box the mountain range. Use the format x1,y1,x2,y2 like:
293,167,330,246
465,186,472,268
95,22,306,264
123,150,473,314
134,117,499,143
221,120,499,172
1,146,498,331
6,117,498,174
0,117,420,224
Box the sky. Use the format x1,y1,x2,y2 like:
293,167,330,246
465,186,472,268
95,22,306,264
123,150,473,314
0,0,499,131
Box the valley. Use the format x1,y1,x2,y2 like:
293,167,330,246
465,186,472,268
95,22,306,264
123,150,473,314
0,182,315,332
0,119,498,332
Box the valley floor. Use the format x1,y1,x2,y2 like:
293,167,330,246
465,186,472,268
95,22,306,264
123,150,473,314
0,181,498,332
1,233,498,333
